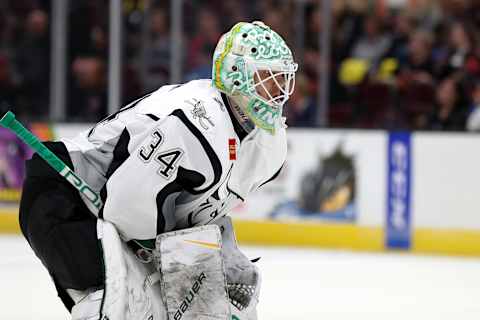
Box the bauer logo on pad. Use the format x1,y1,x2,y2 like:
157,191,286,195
174,272,207,320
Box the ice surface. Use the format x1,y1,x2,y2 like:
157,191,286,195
1,235,479,320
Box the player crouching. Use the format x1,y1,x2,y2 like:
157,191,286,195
19,21,297,320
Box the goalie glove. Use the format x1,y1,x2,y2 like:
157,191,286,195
213,217,261,313
227,282,257,311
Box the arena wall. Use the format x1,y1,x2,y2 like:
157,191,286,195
1,125,479,256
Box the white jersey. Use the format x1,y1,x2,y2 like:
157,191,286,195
62,79,287,241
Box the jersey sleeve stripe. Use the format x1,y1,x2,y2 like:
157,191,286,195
258,163,284,188
87,93,152,138
170,109,223,194
156,182,182,234
98,129,131,219
146,114,160,121
105,129,131,179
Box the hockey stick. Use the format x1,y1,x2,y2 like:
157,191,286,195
0,111,103,212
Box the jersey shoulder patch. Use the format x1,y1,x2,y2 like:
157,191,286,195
137,80,229,135
176,80,229,135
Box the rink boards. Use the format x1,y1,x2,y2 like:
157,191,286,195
2,209,479,256
1,125,479,256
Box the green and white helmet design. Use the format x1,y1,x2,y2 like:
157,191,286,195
212,21,298,134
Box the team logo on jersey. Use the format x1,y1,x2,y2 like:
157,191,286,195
186,98,215,130
187,166,243,227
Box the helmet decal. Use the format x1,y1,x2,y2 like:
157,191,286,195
226,58,253,93
212,21,298,134
241,26,291,60
214,23,245,92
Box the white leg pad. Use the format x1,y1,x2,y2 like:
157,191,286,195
97,219,128,320
154,225,230,320
71,220,167,320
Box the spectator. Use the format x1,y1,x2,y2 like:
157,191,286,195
437,0,471,22
388,12,418,62
350,15,392,65
2,0,480,131
142,7,171,92
15,9,50,118
305,5,322,51
426,77,468,130
68,1,108,58
284,73,317,127
0,54,19,114
436,21,480,78
183,45,212,82
0,9,17,56
90,25,108,58
262,6,290,42
187,8,221,72
69,56,107,121
332,2,365,60
218,0,249,28
397,30,435,87
302,6,326,94
466,81,480,131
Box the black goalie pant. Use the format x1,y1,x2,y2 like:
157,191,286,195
19,141,104,312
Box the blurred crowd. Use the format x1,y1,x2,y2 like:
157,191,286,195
1,0,480,131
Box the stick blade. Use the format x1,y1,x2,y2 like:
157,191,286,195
0,111,15,128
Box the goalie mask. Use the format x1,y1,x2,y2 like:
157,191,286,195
212,21,298,134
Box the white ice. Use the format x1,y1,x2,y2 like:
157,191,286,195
1,235,479,320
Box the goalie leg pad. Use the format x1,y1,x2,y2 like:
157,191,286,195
154,225,230,320
72,220,166,320
96,219,128,320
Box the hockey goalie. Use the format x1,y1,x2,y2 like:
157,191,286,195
18,21,297,319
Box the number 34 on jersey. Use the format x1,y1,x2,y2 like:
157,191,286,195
138,129,184,180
